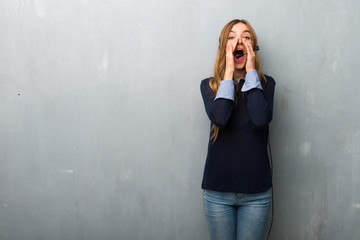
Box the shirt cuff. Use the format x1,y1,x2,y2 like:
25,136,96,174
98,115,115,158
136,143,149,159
214,80,234,101
241,69,263,92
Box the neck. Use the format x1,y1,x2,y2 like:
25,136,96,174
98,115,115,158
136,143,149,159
233,69,246,79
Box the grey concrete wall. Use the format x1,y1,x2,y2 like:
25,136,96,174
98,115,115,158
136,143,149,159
0,0,359,239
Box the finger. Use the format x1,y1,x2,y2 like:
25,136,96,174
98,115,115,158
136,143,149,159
243,42,251,60
226,41,232,55
246,41,254,54
232,37,238,51
243,40,250,53
246,43,256,61
227,39,235,56
226,39,234,53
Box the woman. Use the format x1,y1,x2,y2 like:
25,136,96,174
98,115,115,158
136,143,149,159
200,19,275,240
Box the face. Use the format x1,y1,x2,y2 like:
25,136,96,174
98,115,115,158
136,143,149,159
227,23,253,70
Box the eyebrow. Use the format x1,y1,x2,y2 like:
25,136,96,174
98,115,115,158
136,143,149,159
229,30,251,34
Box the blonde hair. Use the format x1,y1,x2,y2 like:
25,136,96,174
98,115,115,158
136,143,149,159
209,19,266,142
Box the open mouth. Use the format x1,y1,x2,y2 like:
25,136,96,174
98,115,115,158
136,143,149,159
234,49,244,59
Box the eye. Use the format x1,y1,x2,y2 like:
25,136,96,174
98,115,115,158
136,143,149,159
228,36,235,40
242,36,251,40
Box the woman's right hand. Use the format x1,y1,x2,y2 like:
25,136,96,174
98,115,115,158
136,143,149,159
224,37,237,80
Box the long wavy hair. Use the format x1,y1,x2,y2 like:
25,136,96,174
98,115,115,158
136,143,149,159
209,19,266,142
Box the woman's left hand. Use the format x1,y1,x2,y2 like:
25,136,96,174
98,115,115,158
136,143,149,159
244,41,256,72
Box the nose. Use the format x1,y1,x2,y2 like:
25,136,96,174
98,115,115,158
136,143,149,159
237,36,243,44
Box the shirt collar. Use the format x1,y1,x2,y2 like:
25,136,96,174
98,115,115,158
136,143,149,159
235,78,245,84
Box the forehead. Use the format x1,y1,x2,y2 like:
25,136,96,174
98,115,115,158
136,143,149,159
230,22,250,34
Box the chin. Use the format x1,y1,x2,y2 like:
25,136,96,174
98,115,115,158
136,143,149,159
235,64,245,70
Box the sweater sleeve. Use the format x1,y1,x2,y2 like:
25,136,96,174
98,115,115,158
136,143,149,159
241,69,263,92
245,75,276,129
214,80,235,101
200,78,235,128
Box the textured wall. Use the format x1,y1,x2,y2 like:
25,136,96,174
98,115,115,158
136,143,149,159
0,0,359,239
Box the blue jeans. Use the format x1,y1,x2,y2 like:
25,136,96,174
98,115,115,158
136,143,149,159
203,188,271,240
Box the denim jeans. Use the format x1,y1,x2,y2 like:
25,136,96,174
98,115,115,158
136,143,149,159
203,188,271,240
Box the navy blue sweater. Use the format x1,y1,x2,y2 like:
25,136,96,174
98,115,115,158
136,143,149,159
200,75,276,193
